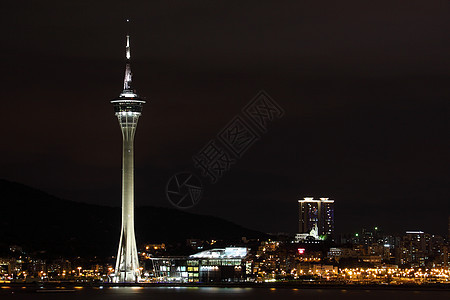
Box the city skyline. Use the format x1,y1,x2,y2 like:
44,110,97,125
0,177,448,289
1,1,449,237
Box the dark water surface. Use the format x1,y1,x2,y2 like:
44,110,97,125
1,286,449,299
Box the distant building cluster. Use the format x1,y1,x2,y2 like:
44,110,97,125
0,199,448,285
0,228,448,285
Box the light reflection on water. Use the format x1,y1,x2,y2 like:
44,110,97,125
0,286,448,299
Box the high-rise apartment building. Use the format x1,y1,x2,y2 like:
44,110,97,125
297,197,334,240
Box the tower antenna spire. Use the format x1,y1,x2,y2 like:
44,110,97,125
125,19,131,60
123,19,132,91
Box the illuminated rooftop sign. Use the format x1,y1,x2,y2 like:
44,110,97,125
298,197,334,203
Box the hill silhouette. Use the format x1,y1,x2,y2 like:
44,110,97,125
0,179,266,258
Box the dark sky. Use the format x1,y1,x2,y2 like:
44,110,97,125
1,0,449,236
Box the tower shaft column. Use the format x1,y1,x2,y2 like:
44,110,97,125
114,119,141,282
122,130,135,232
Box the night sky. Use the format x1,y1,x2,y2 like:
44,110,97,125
2,1,449,236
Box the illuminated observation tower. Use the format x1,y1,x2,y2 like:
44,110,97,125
111,23,145,283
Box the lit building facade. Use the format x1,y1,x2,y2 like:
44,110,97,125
150,248,250,283
297,197,334,241
111,24,146,282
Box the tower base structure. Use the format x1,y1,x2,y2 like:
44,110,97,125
114,216,140,282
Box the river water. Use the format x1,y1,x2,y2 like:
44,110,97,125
0,286,449,299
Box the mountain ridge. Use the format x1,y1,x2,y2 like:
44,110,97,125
0,179,266,257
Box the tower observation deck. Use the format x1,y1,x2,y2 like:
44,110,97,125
111,21,145,283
